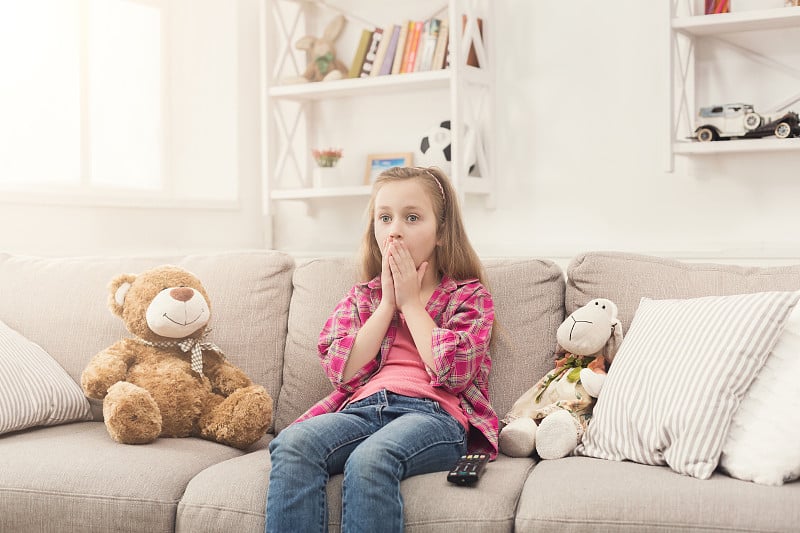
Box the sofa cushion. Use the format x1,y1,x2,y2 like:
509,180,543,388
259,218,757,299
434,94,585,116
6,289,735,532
515,456,800,533
0,251,294,427
274,257,565,433
0,423,245,533
0,318,91,435
566,251,800,332
178,449,534,533
576,291,799,480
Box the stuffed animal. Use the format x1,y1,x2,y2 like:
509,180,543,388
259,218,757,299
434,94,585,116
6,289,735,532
80,265,273,450
499,298,623,459
283,14,348,84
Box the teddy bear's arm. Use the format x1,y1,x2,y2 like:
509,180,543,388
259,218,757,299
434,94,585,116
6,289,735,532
80,341,131,400
205,356,253,396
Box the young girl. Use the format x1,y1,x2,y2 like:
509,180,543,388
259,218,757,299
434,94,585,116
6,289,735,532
265,166,497,533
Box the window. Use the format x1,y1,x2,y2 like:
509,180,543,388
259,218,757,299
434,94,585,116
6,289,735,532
0,0,163,191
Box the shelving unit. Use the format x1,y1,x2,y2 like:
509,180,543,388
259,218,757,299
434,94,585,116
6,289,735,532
259,0,495,237
668,2,800,168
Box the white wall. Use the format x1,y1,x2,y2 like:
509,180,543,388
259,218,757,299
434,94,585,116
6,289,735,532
3,0,800,265
0,0,265,256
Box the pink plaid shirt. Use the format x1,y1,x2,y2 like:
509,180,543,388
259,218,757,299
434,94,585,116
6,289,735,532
295,275,499,458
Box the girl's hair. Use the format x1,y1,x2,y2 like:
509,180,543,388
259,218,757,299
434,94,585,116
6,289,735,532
358,166,486,285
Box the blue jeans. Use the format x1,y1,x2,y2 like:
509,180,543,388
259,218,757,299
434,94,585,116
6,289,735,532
265,390,467,533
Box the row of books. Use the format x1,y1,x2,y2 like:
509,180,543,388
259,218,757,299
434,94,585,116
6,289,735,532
704,0,729,14
348,16,483,80
348,18,451,79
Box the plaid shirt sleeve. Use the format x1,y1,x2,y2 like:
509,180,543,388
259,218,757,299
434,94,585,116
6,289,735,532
317,284,380,393
427,282,494,394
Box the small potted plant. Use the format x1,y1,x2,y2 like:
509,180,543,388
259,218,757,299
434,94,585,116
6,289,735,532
311,147,343,187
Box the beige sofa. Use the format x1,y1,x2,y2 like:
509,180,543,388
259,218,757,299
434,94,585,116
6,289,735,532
0,250,798,533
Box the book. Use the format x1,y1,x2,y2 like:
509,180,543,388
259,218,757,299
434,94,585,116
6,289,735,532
391,20,410,75
418,18,440,71
462,15,483,68
349,29,373,78
379,25,401,76
401,21,423,73
359,28,384,77
431,18,449,70
370,25,394,77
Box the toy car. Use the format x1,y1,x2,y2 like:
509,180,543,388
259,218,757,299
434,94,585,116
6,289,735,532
694,103,800,142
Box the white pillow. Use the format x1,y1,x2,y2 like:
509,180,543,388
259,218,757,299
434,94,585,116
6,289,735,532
0,318,92,435
576,291,800,480
720,297,800,485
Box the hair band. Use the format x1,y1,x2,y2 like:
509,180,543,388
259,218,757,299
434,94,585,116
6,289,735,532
414,167,445,204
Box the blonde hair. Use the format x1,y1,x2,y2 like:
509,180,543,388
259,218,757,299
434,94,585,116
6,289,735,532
358,166,486,285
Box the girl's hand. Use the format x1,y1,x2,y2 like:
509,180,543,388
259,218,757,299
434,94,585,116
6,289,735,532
388,240,427,312
379,237,396,312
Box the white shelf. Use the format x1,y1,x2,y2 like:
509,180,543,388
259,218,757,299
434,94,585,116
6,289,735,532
270,185,372,200
673,137,800,154
672,7,800,35
269,68,491,101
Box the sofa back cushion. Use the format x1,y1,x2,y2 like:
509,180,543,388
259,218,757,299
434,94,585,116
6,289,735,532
274,257,565,433
0,251,294,424
566,251,800,333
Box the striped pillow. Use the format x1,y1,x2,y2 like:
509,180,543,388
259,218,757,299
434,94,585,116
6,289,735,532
0,318,92,435
576,291,800,480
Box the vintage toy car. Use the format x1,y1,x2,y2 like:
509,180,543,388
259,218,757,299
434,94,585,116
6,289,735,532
694,103,800,142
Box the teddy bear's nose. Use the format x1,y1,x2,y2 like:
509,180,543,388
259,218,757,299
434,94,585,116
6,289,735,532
170,287,194,302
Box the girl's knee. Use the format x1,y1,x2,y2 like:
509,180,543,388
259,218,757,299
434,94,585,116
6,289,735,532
346,442,399,477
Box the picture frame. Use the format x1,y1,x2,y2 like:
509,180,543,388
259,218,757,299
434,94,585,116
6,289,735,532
364,152,413,184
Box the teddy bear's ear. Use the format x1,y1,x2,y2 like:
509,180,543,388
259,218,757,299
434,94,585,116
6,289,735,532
323,15,345,41
107,273,137,317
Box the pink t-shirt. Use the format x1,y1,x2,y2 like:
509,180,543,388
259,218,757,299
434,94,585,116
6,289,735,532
349,317,469,431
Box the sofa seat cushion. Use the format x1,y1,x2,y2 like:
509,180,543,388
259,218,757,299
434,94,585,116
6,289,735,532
515,456,800,533
178,451,534,533
0,422,246,533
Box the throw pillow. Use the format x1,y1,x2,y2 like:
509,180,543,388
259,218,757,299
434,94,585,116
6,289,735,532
719,297,800,485
0,318,92,435
575,291,800,480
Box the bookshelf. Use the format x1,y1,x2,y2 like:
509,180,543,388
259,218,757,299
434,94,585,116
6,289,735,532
259,0,495,234
668,1,800,169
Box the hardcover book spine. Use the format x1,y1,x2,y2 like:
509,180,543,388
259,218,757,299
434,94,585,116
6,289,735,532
401,21,423,73
379,25,401,76
348,29,373,78
359,28,383,78
391,21,411,75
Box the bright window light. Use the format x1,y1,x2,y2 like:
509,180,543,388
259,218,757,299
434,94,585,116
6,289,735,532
0,0,163,191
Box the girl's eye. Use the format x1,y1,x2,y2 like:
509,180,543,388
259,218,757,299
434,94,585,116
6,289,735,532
407,214,419,222
379,215,391,223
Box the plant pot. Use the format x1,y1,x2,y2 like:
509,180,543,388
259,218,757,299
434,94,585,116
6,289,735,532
313,166,339,188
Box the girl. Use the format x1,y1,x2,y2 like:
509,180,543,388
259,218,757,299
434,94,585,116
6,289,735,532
265,166,497,533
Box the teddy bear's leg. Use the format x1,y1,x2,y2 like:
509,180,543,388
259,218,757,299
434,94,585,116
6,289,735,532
535,409,582,460
103,381,162,445
198,385,273,450
498,417,538,458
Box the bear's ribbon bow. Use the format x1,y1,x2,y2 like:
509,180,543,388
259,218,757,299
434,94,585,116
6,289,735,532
137,332,223,375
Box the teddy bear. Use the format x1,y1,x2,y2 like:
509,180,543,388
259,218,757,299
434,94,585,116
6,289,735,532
282,14,348,84
80,265,273,450
499,298,623,459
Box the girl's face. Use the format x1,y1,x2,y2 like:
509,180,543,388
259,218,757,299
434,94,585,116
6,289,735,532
373,179,439,269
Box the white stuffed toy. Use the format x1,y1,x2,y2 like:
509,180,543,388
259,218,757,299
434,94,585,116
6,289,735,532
499,298,623,459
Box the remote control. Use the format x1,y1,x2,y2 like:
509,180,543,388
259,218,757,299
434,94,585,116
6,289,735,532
447,453,489,485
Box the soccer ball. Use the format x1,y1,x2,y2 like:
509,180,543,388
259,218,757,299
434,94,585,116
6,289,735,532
417,120,477,175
